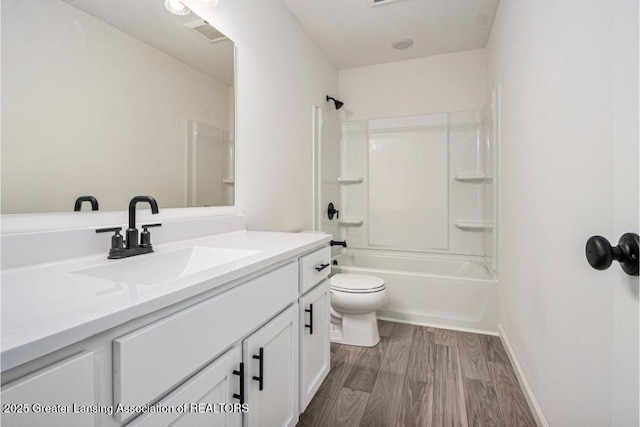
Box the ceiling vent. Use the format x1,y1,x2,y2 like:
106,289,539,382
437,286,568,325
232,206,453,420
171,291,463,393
369,0,406,7
183,19,227,43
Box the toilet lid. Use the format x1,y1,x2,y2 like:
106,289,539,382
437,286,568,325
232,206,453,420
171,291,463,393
330,274,385,293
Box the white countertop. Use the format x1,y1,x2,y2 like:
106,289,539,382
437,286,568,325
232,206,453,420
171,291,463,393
1,230,331,371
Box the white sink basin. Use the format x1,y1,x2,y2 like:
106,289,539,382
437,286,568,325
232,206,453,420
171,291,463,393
74,247,259,285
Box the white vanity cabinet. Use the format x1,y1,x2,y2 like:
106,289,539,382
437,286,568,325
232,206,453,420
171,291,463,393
131,303,301,427
1,239,332,427
243,304,299,427
1,352,95,427
126,303,301,427
112,262,298,423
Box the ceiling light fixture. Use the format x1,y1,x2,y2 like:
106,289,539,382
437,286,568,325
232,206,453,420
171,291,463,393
391,38,414,50
164,0,190,16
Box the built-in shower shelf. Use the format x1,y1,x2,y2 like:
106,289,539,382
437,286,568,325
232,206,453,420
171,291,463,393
454,173,493,183
338,176,364,185
223,179,235,185
455,221,494,231
338,219,364,226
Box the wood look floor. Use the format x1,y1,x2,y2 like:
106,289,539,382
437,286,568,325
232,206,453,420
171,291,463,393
297,321,536,427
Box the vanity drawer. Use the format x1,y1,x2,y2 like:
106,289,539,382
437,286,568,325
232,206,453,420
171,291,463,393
299,246,331,294
113,262,297,422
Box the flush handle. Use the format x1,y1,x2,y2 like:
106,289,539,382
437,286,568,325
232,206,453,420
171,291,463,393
305,304,314,335
252,347,264,391
585,233,639,276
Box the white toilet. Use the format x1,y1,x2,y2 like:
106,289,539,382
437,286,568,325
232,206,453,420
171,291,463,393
329,273,388,347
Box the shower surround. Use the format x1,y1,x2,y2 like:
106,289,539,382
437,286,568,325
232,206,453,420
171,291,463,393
329,109,499,333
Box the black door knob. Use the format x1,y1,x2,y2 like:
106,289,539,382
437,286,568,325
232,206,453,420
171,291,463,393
585,233,639,276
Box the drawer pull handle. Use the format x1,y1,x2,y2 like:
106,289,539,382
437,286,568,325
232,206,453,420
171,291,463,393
315,263,330,272
305,304,314,335
252,347,264,391
232,362,245,404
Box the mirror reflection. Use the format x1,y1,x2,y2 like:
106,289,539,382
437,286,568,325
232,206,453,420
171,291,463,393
1,0,235,214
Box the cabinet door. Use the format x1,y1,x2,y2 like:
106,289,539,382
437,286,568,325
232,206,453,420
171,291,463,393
243,304,299,427
299,280,330,412
1,352,95,427
129,346,242,427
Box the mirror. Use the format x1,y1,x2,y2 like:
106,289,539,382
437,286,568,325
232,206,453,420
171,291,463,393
1,0,235,214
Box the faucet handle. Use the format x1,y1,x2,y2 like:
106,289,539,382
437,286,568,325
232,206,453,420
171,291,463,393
96,227,122,234
96,227,124,255
141,223,162,231
140,223,162,248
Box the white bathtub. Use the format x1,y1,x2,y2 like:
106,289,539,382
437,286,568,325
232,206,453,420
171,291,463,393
332,250,498,334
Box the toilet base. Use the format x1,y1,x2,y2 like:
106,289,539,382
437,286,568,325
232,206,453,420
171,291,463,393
330,312,380,347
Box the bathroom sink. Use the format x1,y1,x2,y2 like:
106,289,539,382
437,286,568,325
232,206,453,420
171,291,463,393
74,247,259,285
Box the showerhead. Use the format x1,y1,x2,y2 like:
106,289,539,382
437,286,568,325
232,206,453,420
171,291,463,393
326,96,344,111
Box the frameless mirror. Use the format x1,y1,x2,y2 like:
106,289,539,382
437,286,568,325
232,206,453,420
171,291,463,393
1,0,235,214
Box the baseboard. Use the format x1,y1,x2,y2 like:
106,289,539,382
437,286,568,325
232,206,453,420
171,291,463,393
377,311,499,336
498,324,549,427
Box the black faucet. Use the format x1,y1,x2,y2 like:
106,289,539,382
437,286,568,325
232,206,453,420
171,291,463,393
126,196,159,249
96,196,161,259
74,195,99,211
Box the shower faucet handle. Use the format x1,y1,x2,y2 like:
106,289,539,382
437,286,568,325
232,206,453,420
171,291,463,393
327,202,340,220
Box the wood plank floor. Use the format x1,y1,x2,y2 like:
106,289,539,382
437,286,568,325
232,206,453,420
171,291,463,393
298,321,536,427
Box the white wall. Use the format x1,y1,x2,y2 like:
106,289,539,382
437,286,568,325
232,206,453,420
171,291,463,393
339,49,487,121
487,0,638,425
1,0,229,213
183,0,339,232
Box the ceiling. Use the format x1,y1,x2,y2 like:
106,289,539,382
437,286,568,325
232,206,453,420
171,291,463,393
64,0,234,85
281,0,500,69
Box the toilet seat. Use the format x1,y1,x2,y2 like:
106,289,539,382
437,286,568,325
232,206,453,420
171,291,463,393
330,274,385,294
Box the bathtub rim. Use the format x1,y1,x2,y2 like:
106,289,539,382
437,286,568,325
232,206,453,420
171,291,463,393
333,247,487,263
332,248,497,282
